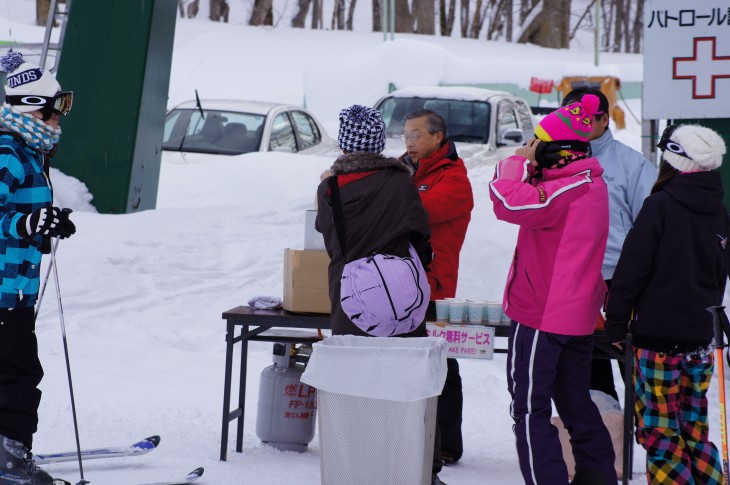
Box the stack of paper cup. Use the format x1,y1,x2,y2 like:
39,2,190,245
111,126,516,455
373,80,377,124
467,301,487,324
435,300,450,322
449,300,467,324
486,301,503,324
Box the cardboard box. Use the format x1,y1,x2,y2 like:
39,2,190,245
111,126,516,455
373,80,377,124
283,249,331,314
426,322,495,359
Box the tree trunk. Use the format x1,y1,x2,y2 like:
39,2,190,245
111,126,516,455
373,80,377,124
395,0,413,33
516,0,542,45
415,0,435,34
36,0,51,27
311,0,323,28
331,0,345,29
292,0,311,27
459,0,469,37
347,0,358,30
632,0,644,53
504,0,512,41
613,0,624,52
249,0,274,25
210,0,229,22
187,0,200,18
178,0,185,17
623,0,632,52
373,0,382,31
440,0,456,36
470,0,486,39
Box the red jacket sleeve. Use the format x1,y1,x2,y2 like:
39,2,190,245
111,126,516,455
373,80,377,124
419,166,474,225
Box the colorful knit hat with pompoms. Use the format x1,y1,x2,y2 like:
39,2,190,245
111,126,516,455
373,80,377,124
535,94,600,157
338,104,386,153
1,51,62,114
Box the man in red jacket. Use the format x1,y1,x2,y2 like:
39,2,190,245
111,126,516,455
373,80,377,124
402,109,474,484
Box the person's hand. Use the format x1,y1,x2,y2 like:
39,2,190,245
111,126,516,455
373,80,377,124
17,207,76,240
514,138,541,167
320,169,333,181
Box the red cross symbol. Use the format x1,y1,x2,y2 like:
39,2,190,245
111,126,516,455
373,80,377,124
673,37,730,99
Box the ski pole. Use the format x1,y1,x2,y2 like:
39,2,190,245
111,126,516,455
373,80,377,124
50,237,89,485
708,305,730,485
34,237,59,320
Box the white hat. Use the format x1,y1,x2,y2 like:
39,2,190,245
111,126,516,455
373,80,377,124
662,125,726,172
1,52,61,114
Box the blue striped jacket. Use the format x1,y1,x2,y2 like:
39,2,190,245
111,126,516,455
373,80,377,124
0,133,52,308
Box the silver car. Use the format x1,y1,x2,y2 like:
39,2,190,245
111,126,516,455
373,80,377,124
374,86,535,167
162,99,336,159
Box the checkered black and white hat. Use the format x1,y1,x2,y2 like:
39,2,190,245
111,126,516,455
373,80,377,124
338,104,386,153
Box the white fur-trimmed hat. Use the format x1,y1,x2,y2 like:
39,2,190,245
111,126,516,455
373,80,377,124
338,104,386,153
662,124,726,172
1,52,61,113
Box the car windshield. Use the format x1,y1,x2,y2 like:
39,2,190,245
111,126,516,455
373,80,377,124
162,108,266,155
376,97,491,143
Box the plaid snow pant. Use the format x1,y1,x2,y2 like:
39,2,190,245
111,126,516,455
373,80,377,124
634,347,723,484
507,322,617,484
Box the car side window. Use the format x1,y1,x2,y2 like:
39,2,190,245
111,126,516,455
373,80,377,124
515,100,534,142
269,113,298,152
497,101,525,146
290,111,321,151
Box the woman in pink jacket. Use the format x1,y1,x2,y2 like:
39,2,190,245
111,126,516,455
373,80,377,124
490,94,617,485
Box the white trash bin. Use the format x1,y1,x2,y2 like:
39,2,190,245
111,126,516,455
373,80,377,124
301,335,447,485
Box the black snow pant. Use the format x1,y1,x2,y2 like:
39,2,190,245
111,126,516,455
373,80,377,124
0,307,43,449
433,358,463,474
590,279,625,402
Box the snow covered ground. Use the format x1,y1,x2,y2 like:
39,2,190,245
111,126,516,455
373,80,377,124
0,1,722,484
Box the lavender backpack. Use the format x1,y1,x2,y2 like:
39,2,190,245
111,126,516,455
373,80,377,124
329,177,430,336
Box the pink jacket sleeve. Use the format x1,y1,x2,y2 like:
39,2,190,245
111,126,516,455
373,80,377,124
489,156,593,229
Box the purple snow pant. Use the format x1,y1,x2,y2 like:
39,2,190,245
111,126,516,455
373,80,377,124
507,321,617,485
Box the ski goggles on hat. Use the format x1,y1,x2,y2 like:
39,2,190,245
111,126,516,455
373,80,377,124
656,124,692,160
534,139,590,168
5,90,74,116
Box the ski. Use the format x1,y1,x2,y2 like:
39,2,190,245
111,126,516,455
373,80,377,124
138,467,204,485
35,435,160,465
52,480,71,485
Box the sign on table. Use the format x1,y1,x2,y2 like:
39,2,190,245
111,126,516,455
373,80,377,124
426,322,496,360
643,0,730,119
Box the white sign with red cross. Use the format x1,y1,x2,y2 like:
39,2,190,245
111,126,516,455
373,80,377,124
643,0,730,119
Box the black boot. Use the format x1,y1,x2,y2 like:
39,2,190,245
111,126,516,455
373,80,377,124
431,473,448,485
0,435,53,485
570,466,607,485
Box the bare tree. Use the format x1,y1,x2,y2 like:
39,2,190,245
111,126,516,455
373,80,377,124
292,0,311,27
187,0,201,18
395,0,414,32
373,0,382,31
250,0,274,25
312,0,324,28
210,0,230,22
613,0,624,52
331,0,346,29
459,0,469,37
414,0,435,34
517,0,570,48
178,0,185,17
440,0,456,36
347,0,358,30
632,0,644,53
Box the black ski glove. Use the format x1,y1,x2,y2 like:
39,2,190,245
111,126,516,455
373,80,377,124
17,207,76,240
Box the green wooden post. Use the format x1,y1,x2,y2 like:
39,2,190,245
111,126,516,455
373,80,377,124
53,0,177,213
674,118,730,210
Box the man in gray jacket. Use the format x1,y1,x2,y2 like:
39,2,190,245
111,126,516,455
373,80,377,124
562,88,657,400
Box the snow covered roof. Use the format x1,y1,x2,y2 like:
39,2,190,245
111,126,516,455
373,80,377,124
169,99,295,115
384,86,514,102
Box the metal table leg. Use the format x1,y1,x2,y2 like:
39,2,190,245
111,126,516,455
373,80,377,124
220,320,235,461
236,324,249,453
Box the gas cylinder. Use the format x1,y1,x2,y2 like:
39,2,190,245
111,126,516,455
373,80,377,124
256,343,317,452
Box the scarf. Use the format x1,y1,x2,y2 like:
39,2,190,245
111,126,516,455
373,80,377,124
0,103,61,153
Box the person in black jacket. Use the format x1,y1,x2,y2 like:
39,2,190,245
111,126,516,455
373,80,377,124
315,105,431,337
605,124,728,485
